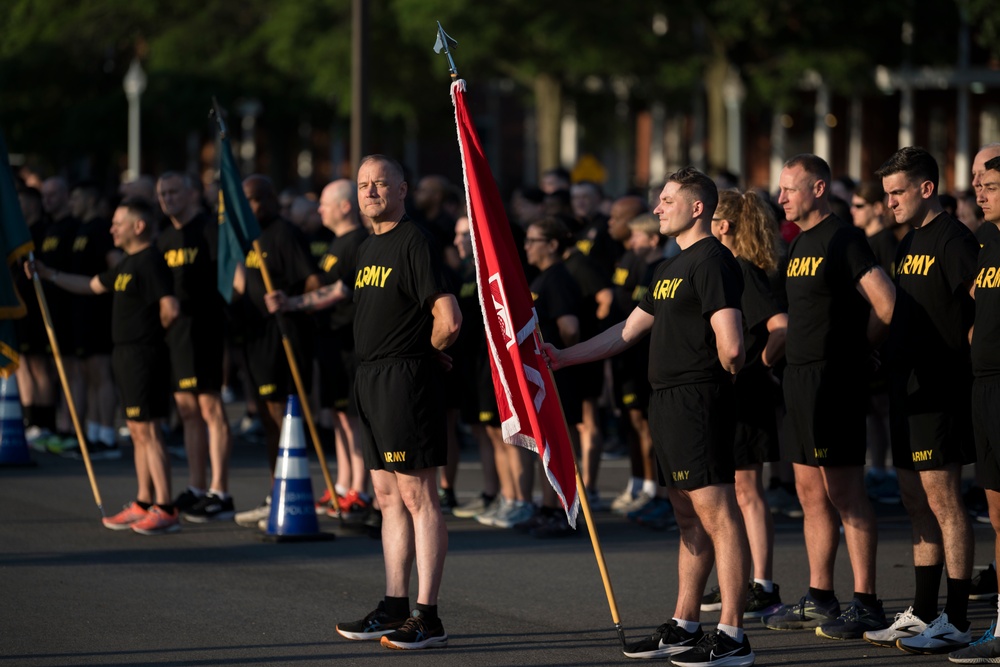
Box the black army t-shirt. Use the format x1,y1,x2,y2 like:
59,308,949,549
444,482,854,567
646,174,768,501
243,217,316,326
973,234,1000,377
157,212,221,318
317,226,368,335
785,215,877,366
889,212,977,370
639,236,743,389
353,219,450,362
738,257,783,374
564,250,611,338
97,245,173,345
530,261,583,348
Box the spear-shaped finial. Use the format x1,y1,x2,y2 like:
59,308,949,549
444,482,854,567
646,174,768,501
209,96,228,138
433,21,459,79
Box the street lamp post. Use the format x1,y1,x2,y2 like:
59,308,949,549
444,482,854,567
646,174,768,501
122,59,147,183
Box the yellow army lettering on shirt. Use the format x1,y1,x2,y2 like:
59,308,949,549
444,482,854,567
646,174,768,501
650,278,683,300
632,285,649,302
320,254,339,273
912,449,933,463
612,267,629,286
125,406,141,418
163,247,199,268
114,274,133,292
576,239,594,256
975,265,1000,289
354,265,393,289
786,256,824,278
384,451,406,463
72,236,88,252
310,240,329,258
531,292,539,301
896,254,937,277
41,236,60,253
460,281,477,299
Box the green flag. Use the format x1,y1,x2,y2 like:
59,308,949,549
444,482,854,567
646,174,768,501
216,132,260,303
0,129,34,377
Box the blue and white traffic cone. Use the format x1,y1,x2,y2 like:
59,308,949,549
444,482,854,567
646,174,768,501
0,375,35,467
262,395,334,542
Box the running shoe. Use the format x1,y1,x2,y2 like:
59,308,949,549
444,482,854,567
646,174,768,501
619,491,654,516
530,512,577,538
744,583,783,619
173,489,204,512
623,620,704,659
970,564,998,601
315,488,334,511
380,610,448,650
475,496,508,527
763,593,840,630
183,494,236,523
897,612,972,654
634,497,677,530
816,598,887,640
669,629,755,666
863,606,928,647
235,496,271,527
131,506,180,535
949,622,1000,663
337,489,370,513
491,500,535,529
336,601,407,641
102,501,149,531
611,486,638,514
64,441,122,461
453,493,494,519
701,586,724,612
438,487,458,514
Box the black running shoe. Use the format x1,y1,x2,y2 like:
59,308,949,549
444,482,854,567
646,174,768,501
970,564,998,601
701,586,723,612
816,598,888,640
669,629,755,666
336,601,407,640
183,494,236,523
380,610,448,649
173,489,204,512
744,583,782,619
623,620,704,659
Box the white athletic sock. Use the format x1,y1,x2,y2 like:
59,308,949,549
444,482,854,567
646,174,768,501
673,617,700,634
642,479,657,496
99,426,116,446
208,489,230,500
335,484,349,497
86,421,100,442
717,623,743,642
754,578,774,593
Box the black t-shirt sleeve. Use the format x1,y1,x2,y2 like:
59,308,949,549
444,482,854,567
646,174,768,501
692,252,743,317
842,227,879,284
941,233,980,294
97,260,119,291
741,262,782,330
407,229,451,306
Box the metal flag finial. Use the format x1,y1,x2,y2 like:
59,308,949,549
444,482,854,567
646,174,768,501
209,96,228,139
433,21,459,79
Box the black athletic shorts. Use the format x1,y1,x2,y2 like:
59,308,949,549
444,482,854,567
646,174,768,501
733,369,780,467
112,343,170,422
890,368,975,471
72,295,113,358
647,381,737,490
574,360,605,400
317,330,358,415
458,353,500,427
973,377,1000,490
612,343,650,414
165,314,224,394
554,366,582,426
782,361,867,467
355,357,447,472
244,317,312,403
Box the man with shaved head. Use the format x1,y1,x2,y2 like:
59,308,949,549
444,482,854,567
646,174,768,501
266,179,371,519
232,174,320,528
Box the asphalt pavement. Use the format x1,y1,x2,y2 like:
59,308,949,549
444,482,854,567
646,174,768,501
2,423,997,666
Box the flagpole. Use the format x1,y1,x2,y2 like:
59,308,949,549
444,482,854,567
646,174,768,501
252,242,341,518
535,322,627,650
28,253,104,517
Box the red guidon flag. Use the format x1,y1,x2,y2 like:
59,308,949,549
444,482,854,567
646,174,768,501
450,79,579,527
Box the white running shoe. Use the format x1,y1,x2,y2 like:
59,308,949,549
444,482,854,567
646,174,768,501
898,612,972,654
864,606,927,647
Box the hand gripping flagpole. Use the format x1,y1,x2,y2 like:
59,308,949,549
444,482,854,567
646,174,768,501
435,24,627,651
28,257,104,517
210,99,342,520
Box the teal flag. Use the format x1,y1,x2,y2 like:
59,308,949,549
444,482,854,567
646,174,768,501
0,129,34,377
216,132,260,303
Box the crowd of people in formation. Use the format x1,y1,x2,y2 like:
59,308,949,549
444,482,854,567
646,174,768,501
12,141,1000,664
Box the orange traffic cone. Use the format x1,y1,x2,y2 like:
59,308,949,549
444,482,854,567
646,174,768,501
261,395,334,542
0,375,35,467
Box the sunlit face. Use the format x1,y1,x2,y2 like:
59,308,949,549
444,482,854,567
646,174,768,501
777,165,819,225
157,176,189,219
110,206,139,249
977,169,1000,224
973,148,1000,193
882,172,930,227
318,184,345,229
454,216,473,260
357,160,406,224
851,197,873,228
629,229,660,254
652,181,695,238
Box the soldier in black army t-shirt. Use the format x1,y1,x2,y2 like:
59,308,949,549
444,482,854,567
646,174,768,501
546,168,755,663
156,171,234,523
869,147,979,652
33,198,180,536
334,156,460,651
